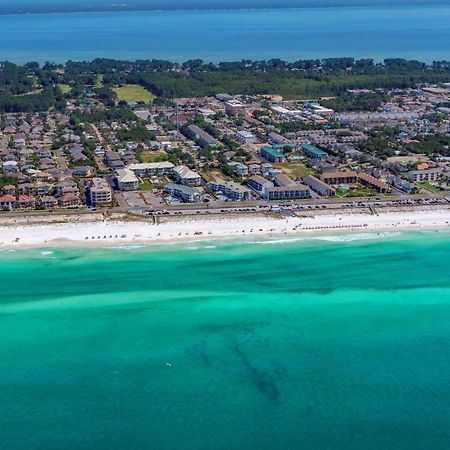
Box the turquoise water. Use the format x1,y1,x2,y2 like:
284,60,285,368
2,231,450,449
1,5,450,63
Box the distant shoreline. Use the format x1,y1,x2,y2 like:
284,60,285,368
0,1,447,17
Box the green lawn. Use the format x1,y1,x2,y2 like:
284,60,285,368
113,84,156,103
138,151,168,163
417,181,442,193
336,186,377,198
139,179,154,191
274,162,315,178
58,84,72,94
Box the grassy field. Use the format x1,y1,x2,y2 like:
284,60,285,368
139,179,154,191
336,186,377,198
113,84,156,103
417,181,443,193
58,84,72,94
275,161,315,179
138,151,168,163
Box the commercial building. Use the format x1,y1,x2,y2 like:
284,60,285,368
303,175,336,196
260,146,285,163
88,178,112,205
320,171,358,185
208,179,251,201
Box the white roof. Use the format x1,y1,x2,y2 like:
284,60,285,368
116,168,139,183
128,162,174,171
174,165,201,180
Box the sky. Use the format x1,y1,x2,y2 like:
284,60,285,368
0,0,449,14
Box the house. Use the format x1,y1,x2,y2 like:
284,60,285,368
2,185,16,196
229,162,249,177
18,194,36,209
58,194,81,208
39,195,58,209
105,150,122,166
248,164,261,175
303,175,336,196
236,131,256,144
164,183,203,203
320,171,358,185
260,146,285,163
2,161,19,173
208,179,251,201
0,194,16,210
19,194,36,209
88,178,112,205
73,166,95,178
116,169,140,191
173,165,202,186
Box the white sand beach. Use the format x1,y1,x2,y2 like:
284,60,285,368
0,208,449,249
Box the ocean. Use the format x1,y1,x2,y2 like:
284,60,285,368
1,231,450,449
0,4,450,63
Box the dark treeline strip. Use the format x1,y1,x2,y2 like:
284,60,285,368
1,57,450,111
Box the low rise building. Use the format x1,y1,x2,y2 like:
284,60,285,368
260,146,285,163
236,130,257,144
116,168,140,191
164,183,203,203
407,168,442,182
128,162,174,177
187,124,219,147
88,178,112,205
320,171,358,185
263,184,311,200
358,173,391,193
247,175,274,192
225,100,247,116
173,165,202,186
302,144,327,159
273,173,296,187
209,179,251,201
303,175,336,196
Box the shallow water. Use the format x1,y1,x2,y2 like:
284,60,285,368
1,231,450,449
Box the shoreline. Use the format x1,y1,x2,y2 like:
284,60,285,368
1,208,449,251
0,3,440,17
